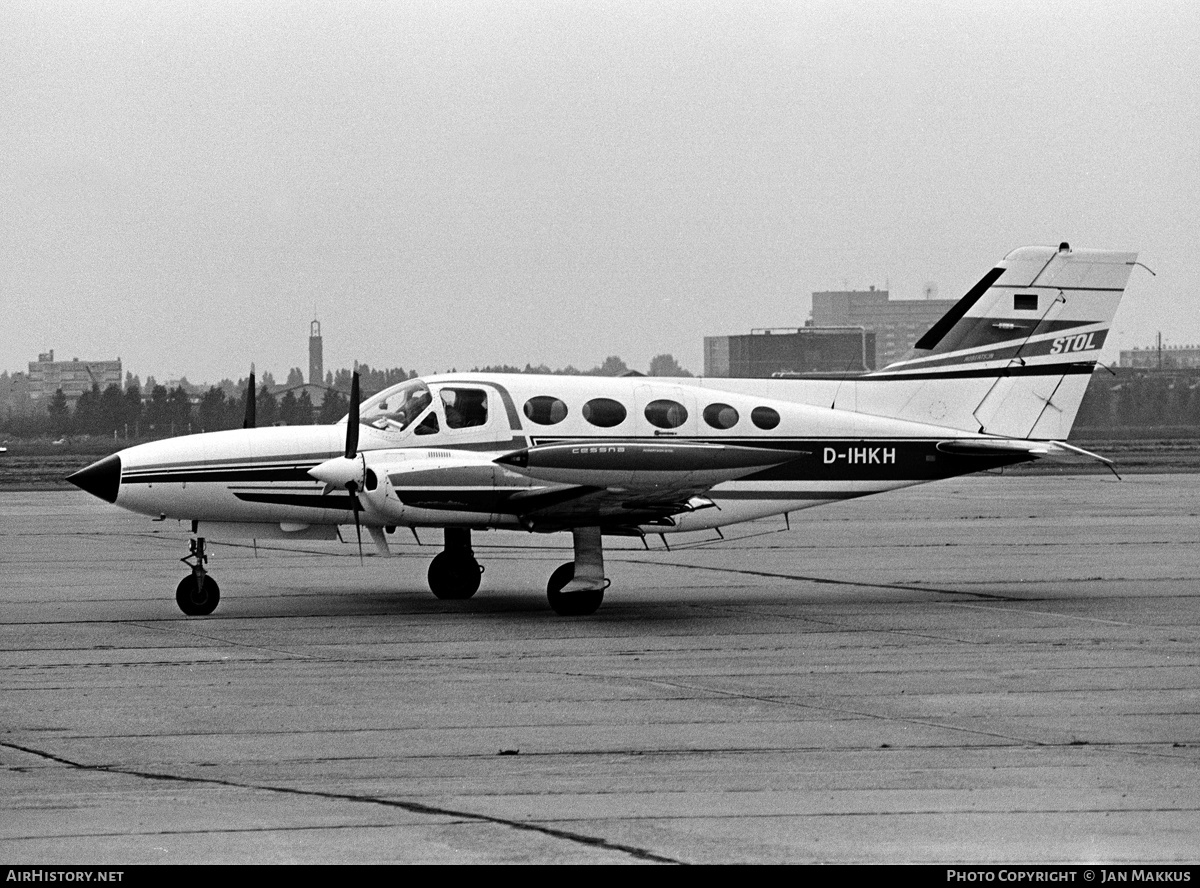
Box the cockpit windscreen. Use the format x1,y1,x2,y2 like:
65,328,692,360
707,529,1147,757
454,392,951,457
355,379,433,432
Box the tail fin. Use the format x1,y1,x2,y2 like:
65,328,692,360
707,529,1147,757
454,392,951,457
871,243,1138,439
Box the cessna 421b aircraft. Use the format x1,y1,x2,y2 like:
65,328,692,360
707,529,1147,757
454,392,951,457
69,243,1143,616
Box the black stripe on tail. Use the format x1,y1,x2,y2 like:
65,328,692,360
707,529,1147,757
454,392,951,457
913,267,1006,350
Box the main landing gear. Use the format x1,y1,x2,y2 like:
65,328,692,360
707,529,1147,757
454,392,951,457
547,526,609,617
427,528,484,600
176,536,220,616
423,526,610,615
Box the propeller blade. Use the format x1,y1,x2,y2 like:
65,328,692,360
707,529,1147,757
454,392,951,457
345,370,360,458
347,480,363,565
243,364,256,429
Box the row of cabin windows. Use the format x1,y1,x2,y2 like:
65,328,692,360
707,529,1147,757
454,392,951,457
521,395,780,431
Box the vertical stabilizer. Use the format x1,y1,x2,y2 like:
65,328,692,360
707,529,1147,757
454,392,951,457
870,244,1137,438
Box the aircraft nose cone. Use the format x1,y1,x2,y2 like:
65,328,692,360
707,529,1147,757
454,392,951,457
66,454,122,504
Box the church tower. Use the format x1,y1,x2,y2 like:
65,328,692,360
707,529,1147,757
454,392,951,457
309,320,323,385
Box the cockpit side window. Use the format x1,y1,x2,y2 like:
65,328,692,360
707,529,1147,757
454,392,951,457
414,412,440,435
357,379,433,432
440,388,488,429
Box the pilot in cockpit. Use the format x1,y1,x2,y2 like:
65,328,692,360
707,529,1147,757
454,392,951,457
362,381,434,432
405,388,432,423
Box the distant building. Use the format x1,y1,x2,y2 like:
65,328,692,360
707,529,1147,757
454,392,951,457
0,371,34,415
1120,344,1200,369
27,350,122,408
704,328,875,377
269,382,337,410
810,287,956,369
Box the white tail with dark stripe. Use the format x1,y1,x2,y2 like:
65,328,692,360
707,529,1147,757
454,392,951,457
868,243,1137,439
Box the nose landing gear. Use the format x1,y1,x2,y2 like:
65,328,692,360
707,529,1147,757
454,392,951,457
176,536,220,616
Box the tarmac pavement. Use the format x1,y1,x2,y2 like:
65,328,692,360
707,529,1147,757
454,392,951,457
1,473,1198,863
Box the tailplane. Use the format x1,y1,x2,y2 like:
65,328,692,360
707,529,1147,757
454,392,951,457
870,243,1138,439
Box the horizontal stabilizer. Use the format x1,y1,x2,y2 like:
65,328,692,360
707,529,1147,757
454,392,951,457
936,438,1115,471
935,439,1051,458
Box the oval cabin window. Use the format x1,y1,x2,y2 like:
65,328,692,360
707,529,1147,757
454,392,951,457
523,396,568,425
644,399,688,429
581,398,627,428
751,406,780,430
703,403,739,430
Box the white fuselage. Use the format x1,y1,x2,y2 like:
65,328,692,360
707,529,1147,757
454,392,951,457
105,373,1023,541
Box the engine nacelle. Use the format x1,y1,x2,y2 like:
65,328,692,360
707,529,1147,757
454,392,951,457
359,449,518,526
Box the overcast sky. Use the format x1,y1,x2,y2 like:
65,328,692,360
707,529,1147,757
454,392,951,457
2,1,1196,384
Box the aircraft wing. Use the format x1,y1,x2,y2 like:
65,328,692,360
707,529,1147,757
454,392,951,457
494,441,803,528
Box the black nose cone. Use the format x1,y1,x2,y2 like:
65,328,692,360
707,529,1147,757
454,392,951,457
67,454,122,504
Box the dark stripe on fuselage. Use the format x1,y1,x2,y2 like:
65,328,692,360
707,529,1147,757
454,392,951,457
124,450,338,471
869,361,1096,380
124,464,320,485
523,437,1032,480
424,437,527,452
740,440,1029,481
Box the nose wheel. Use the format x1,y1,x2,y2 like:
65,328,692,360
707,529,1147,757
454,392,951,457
176,573,220,616
176,536,220,616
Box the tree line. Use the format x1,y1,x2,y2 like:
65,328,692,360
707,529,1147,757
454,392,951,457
7,365,1199,441
0,382,355,440
1,354,694,440
1072,370,1200,434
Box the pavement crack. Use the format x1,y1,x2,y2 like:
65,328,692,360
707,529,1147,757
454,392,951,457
573,673,1052,749
618,558,1019,601
0,740,682,864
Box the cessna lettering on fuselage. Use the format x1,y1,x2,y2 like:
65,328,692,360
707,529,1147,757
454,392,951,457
69,244,1144,616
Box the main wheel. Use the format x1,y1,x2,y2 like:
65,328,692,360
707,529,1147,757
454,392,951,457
428,551,483,600
546,562,604,616
176,574,220,616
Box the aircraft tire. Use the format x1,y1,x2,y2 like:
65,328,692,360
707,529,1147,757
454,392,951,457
427,551,482,600
546,562,604,616
176,574,220,616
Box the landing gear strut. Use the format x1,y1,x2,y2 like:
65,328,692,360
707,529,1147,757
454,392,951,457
428,528,484,600
547,526,608,616
176,536,220,616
